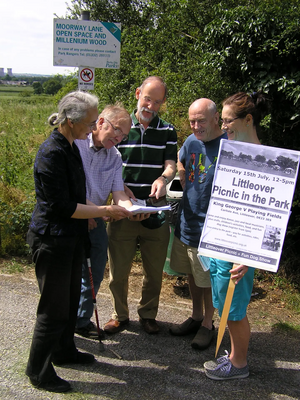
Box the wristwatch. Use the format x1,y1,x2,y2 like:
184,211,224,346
161,175,169,184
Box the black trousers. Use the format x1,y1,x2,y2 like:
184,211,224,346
26,230,84,382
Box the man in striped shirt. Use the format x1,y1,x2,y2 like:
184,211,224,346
104,76,178,334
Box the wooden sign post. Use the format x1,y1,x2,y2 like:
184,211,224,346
215,275,237,357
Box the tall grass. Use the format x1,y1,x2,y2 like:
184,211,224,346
0,96,56,254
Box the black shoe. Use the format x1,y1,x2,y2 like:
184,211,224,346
75,321,105,339
169,317,203,336
53,351,95,366
29,376,71,393
139,318,160,334
191,324,215,350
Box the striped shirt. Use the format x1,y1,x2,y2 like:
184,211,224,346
75,133,124,206
117,111,177,199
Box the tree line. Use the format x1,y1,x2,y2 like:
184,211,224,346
63,0,300,280
1,0,299,282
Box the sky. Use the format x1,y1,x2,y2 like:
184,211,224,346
0,0,77,76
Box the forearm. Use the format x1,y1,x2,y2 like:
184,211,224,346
112,190,133,208
161,160,176,183
177,153,186,189
71,203,111,219
72,203,132,221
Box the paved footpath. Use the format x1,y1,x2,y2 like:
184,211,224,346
0,274,299,400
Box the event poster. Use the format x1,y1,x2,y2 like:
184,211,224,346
198,139,300,272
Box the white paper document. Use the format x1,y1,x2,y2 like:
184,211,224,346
128,205,171,215
198,140,300,272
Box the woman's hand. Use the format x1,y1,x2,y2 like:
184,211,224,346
229,264,249,285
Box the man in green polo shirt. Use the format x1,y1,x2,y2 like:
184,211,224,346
104,76,177,334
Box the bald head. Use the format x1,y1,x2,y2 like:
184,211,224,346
188,98,222,142
189,98,217,115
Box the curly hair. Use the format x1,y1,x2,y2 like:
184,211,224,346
48,91,98,126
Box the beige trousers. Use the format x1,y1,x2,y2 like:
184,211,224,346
107,218,170,320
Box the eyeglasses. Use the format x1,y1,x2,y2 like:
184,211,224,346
142,96,163,106
189,119,207,126
105,118,128,142
79,120,98,131
221,117,239,125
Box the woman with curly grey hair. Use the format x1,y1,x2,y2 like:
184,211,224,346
26,91,131,393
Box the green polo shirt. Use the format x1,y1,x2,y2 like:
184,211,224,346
117,111,177,199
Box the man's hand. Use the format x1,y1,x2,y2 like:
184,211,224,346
108,212,153,223
88,218,97,231
105,205,132,221
124,185,137,201
128,212,152,222
149,176,167,199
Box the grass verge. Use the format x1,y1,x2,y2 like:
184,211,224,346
0,257,33,275
273,321,300,333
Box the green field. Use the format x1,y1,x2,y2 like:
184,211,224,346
0,85,34,98
0,91,56,254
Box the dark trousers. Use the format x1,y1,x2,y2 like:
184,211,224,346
26,230,84,382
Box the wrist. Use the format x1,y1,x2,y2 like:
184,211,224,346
103,205,109,216
161,175,169,184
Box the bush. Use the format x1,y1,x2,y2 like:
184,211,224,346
0,184,35,255
33,82,43,95
43,78,62,95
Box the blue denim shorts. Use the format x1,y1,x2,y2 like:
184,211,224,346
210,258,255,321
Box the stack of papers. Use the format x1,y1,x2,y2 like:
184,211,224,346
128,205,171,215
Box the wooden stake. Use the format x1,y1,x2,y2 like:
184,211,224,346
215,275,237,357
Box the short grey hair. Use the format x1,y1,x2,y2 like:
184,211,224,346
99,103,131,124
139,76,168,98
48,91,99,126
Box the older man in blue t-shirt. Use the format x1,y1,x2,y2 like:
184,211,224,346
169,98,227,350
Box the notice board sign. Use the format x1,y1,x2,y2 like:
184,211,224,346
53,19,121,69
198,140,300,272
78,67,95,90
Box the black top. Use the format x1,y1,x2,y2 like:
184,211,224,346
29,129,87,236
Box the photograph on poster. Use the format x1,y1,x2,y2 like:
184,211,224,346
218,140,298,179
198,140,300,272
261,226,282,252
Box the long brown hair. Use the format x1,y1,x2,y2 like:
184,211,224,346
222,91,269,129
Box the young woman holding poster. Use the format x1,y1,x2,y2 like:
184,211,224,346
204,91,269,380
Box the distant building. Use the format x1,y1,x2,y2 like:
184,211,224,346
7,68,13,76
0,68,4,77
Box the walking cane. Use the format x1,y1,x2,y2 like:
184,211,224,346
84,237,105,352
85,237,122,358
86,257,105,352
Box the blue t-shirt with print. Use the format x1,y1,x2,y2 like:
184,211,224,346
175,132,227,247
